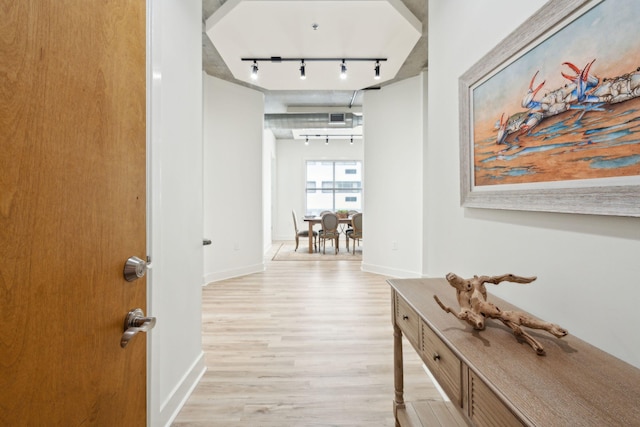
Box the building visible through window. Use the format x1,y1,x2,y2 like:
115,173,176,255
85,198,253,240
305,160,362,215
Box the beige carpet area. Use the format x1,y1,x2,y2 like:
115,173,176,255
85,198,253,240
271,240,362,261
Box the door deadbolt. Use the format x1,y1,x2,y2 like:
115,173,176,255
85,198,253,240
123,256,150,281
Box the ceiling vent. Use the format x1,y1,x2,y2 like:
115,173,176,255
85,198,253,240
329,113,345,124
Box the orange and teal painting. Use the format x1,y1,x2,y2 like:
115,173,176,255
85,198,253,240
472,0,640,187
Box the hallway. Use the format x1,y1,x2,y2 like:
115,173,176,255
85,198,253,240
173,243,439,426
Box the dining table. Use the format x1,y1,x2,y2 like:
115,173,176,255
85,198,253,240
303,216,353,253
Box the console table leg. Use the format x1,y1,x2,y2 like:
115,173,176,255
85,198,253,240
393,323,405,423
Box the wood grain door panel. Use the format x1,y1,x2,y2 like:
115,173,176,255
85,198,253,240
0,1,147,425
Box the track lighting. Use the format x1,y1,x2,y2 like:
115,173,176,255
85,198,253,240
300,134,361,145
241,57,386,81
340,60,347,80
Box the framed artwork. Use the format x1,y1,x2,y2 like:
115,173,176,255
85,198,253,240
459,0,640,217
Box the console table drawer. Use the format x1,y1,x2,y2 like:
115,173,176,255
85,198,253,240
469,370,523,427
395,294,420,347
421,320,461,405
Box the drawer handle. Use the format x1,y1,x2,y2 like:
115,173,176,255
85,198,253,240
433,353,440,361
402,315,409,320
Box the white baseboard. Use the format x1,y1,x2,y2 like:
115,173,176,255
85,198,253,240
361,262,420,278
203,262,265,285
160,351,207,427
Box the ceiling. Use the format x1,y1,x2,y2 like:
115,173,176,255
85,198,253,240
202,0,427,139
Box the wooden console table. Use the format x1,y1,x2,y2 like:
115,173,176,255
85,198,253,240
388,278,640,427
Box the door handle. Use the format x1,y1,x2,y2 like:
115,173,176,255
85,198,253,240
120,308,156,348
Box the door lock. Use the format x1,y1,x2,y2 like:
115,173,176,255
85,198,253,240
123,256,151,281
121,308,156,348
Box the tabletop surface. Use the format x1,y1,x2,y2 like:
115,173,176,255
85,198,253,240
303,216,352,222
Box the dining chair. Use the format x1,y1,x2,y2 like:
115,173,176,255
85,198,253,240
318,210,334,246
345,210,359,234
292,210,317,252
346,213,362,254
318,212,339,254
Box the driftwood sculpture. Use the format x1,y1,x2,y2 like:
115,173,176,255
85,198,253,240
434,273,568,355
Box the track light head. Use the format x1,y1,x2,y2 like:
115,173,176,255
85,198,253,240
374,61,381,80
300,60,306,80
325,136,329,145
350,136,354,145
305,136,309,145
250,61,258,80
340,60,347,80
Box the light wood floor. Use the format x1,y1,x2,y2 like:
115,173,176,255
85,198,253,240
172,243,440,426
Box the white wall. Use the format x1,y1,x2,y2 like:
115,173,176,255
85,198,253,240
362,74,425,277
427,0,640,368
273,138,364,241
203,75,265,282
148,0,204,425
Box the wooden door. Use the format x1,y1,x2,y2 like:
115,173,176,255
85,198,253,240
0,1,147,425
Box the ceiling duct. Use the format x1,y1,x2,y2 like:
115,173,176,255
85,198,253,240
264,113,362,130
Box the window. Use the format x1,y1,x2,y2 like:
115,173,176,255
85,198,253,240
305,160,362,215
